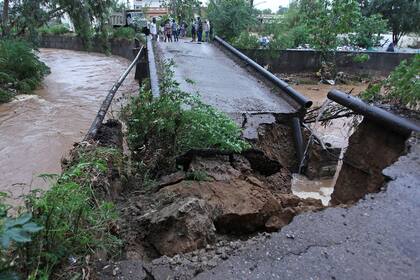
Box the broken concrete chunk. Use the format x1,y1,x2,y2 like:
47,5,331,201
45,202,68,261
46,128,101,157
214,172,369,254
147,197,216,256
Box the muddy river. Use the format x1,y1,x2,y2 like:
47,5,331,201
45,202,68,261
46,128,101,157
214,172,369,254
0,49,138,203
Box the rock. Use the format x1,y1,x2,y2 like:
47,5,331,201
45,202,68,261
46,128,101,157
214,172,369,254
165,179,281,234
242,113,276,140
231,154,253,174
265,208,295,232
254,123,297,170
305,143,341,180
146,197,216,256
189,155,241,181
95,260,148,280
157,171,186,189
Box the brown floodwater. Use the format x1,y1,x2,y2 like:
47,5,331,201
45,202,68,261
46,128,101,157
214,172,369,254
0,49,137,204
291,82,370,204
293,83,369,106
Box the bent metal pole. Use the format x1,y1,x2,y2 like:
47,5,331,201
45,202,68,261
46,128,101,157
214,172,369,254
214,36,313,109
84,46,144,141
328,89,420,136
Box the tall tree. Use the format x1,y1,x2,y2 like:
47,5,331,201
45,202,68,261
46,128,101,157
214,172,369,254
1,0,10,36
207,0,255,40
367,0,420,44
163,0,201,21
1,0,116,45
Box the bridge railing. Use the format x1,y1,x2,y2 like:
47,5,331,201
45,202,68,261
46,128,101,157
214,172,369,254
327,89,420,136
84,45,144,141
214,36,313,110
146,36,160,97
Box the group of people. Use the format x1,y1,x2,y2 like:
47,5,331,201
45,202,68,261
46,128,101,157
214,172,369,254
190,17,211,43
148,17,211,43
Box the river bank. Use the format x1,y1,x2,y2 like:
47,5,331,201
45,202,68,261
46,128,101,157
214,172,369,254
0,49,138,204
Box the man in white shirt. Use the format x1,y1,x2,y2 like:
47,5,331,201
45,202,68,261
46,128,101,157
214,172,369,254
149,18,158,41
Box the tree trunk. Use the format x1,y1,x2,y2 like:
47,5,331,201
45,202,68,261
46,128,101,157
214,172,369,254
2,0,10,37
392,30,402,46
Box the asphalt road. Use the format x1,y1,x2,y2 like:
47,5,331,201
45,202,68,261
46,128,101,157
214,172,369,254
195,135,420,280
158,39,296,114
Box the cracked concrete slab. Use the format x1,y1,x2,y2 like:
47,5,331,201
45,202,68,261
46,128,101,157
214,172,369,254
194,134,420,280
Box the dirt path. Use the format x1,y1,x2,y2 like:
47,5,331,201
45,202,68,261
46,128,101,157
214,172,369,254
0,49,137,204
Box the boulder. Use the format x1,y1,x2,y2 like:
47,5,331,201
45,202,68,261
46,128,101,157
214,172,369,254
145,197,216,256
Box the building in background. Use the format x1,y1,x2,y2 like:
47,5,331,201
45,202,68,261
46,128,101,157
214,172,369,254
133,0,162,9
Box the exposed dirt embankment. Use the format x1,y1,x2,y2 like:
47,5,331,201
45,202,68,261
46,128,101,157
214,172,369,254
331,118,408,205
119,149,323,260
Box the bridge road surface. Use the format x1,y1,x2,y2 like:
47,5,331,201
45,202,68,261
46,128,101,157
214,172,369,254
158,39,297,114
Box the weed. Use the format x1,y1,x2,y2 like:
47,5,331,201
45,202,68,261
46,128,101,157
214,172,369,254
38,24,71,36
360,82,382,102
352,53,370,63
361,54,419,109
111,27,136,40
186,171,211,181
0,146,122,279
385,54,419,108
185,78,196,85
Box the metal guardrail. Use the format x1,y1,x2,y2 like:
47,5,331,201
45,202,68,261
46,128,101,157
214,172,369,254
146,36,160,97
214,36,313,110
328,89,420,136
84,46,144,141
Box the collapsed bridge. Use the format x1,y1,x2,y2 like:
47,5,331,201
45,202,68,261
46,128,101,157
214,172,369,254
37,34,420,279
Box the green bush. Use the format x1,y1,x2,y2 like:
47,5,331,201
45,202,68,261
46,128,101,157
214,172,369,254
352,53,370,63
111,27,136,40
0,40,49,103
0,147,122,279
126,61,250,168
207,0,255,41
233,32,260,49
385,54,420,108
361,54,420,109
38,24,71,36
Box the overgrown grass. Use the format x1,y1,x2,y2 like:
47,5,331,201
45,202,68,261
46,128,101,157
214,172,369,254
38,24,71,36
361,54,420,109
0,146,122,279
0,40,49,103
111,27,136,40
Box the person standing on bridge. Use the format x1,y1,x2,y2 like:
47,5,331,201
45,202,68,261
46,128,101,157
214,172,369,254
191,19,197,42
172,20,179,42
164,20,172,42
197,17,203,43
180,21,186,38
204,20,211,42
159,23,165,42
150,18,158,41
